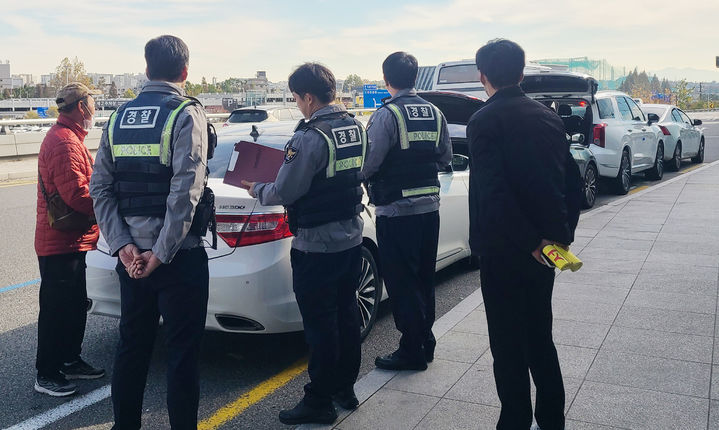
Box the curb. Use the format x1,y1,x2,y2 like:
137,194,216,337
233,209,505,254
298,158,719,429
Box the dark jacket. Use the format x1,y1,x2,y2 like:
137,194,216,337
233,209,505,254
467,85,582,256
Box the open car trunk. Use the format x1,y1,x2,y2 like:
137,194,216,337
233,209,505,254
418,91,485,157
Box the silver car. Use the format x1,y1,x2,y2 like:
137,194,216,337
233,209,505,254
222,105,304,128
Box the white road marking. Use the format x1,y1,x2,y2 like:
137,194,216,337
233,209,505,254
5,385,111,430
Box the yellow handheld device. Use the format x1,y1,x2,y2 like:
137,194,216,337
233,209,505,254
542,245,583,272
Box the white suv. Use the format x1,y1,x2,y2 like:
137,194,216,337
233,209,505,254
521,71,664,194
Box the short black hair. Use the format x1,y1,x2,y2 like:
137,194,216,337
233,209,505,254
475,39,525,89
145,35,189,82
288,63,336,104
382,52,418,89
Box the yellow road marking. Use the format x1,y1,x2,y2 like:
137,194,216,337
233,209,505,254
198,358,308,430
680,164,704,174
0,179,36,188
628,185,649,195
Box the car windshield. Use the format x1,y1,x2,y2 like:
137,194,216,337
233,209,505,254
641,105,668,118
437,64,479,84
228,110,269,123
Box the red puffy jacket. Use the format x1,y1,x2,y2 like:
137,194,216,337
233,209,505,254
35,115,99,256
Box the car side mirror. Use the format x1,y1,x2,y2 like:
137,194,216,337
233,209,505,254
570,133,585,144
647,113,660,125
693,119,702,126
451,154,470,172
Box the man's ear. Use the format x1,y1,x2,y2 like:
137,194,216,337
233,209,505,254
180,65,189,83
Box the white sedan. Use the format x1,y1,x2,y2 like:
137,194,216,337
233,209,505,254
85,93,480,339
640,104,705,171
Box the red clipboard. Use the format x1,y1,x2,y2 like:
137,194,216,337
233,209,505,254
223,141,285,189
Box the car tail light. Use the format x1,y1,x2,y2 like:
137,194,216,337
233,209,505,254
658,125,671,136
216,213,292,247
593,123,607,148
579,101,587,107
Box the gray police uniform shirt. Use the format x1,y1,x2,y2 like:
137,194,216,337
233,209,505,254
253,104,364,254
361,88,452,217
90,81,208,264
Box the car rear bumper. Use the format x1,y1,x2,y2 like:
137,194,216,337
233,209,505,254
589,144,620,178
86,239,303,334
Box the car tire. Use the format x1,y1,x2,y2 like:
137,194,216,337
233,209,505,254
692,138,705,163
668,142,682,171
358,246,383,341
645,142,664,181
582,162,598,209
613,150,631,195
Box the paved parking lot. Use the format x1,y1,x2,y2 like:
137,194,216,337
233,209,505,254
0,122,718,429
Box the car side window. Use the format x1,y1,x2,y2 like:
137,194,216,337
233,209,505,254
678,110,692,125
625,98,645,122
597,98,615,119
615,97,634,121
671,109,683,123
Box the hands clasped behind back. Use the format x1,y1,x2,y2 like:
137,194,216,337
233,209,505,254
119,243,162,279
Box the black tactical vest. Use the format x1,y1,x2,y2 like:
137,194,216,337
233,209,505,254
108,92,197,217
367,95,443,206
287,111,367,231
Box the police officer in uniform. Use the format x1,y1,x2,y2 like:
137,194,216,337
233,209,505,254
90,35,212,429
362,52,452,371
243,63,366,426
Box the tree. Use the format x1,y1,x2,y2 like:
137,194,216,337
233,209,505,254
24,110,39,119
343,74,364,92
51,57,93,89
97,77,107,96
201,77,208,93
123,88,136,98
185,81,202,97
109,81,118,98
650,75,661,94
675,79,693,110
48,106,59,118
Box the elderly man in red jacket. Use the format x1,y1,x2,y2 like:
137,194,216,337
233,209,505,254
34,82,105,397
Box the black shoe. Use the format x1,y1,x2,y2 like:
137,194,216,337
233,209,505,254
278,399,337,425
60,358,105,380
35,375,77,397
375,350,427,371
333,387,359,410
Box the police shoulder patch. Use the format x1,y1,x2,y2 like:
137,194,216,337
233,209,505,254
284,142,299,164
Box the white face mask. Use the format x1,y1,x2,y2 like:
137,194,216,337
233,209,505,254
81,101,94,130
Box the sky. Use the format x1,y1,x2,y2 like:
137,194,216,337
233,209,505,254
1,0,719,83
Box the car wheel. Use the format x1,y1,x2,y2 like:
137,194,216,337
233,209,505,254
358,246,382,341
668,142,682,171
582,163,598,209
613,150,631,195
645,142,664,180
692,138,705,163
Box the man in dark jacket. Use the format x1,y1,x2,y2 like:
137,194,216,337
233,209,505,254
467,39,582,430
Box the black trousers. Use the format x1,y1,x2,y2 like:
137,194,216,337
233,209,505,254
36,251,88,378
376,211,439,361
480,254,565,430
111,248,209,430
291,245,362,408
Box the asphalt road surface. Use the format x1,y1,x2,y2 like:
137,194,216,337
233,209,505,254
1,121,717,429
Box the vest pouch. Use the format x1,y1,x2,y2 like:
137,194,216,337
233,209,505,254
190,187,215,238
